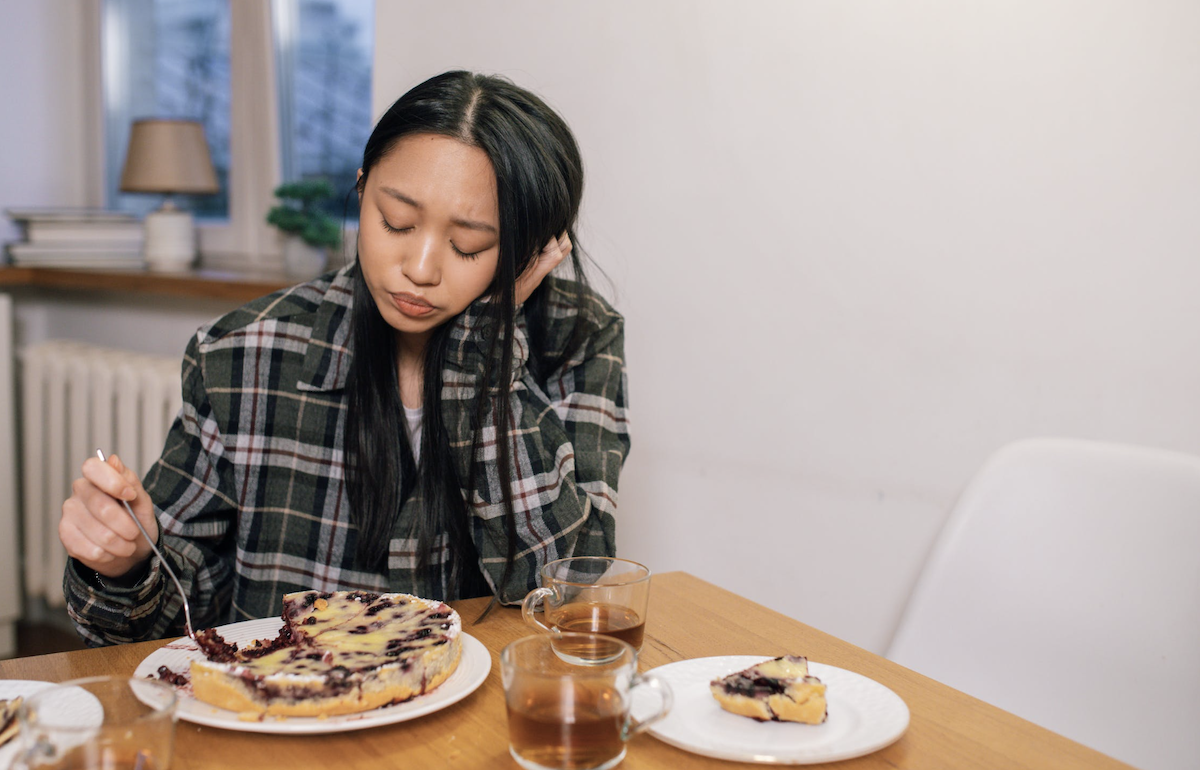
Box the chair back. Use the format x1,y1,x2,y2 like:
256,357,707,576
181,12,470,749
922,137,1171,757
886,438,1200,770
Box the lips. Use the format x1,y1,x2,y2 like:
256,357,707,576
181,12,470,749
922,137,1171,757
390,292,435,318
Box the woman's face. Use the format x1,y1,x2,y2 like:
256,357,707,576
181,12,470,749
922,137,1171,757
357,133,501,344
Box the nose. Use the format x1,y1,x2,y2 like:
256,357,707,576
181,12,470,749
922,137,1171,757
401,231,441,287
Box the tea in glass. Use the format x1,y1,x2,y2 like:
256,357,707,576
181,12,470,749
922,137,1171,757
506,679,626,770
501,633,671,770
523,557,651,663
547,602,645,656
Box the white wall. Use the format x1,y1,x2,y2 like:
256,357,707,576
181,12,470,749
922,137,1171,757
374,1,1200,652
0,0,97,243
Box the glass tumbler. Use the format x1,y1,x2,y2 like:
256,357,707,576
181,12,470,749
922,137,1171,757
16,676,177,770
502,632,671,770
522,557,651,664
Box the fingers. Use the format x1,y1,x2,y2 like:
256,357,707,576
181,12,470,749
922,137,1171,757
60,498,139,562
530,232,569,278
516,231,572,305
539,231,572,268
62,455,157,577
60,516,111,566
556,231,573,260
92,455,157,526
513,230,573,305
70,473,142,542
82,455,137,503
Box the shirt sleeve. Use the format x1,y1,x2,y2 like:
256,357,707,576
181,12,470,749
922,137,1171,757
440,292,630,604
64,332,238,646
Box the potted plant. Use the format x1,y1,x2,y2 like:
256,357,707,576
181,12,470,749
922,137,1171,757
266,179,342,278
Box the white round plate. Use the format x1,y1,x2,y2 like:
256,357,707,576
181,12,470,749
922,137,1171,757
0,680,102,770
133,617,491,734
630,656,909,765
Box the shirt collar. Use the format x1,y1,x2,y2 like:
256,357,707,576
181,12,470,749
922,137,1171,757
296,264,357,393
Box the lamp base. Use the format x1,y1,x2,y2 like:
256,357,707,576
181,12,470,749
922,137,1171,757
143,207,196,272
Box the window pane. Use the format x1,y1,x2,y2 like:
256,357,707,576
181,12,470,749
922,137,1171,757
103,0,231,219
275,0,374,221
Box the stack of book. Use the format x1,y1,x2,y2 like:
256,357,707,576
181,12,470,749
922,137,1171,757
5,209,145,269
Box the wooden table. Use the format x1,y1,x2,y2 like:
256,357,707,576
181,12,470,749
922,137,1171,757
0,572,1131,769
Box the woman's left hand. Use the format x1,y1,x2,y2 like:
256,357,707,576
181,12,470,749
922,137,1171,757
515,231,571,306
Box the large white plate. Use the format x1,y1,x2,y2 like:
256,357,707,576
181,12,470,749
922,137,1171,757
133,617,491,734
630,656,909,765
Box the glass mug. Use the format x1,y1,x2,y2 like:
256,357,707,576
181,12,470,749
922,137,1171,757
502,633,672,770
522,557,651,663
16,676,177,770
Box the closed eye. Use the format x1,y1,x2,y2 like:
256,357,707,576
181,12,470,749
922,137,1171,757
381,218,486,259
451,242,483,260
380,218,411,234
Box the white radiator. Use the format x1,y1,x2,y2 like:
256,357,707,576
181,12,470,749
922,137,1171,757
19,341,182,607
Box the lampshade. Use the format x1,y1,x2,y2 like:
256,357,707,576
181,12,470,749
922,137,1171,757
119,119,219,195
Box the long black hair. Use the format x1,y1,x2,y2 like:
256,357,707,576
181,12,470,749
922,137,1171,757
344,71,590,601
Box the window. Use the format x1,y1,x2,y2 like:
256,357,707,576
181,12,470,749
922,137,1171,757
275,0,374,220
103,0,231,220
100,0,373,267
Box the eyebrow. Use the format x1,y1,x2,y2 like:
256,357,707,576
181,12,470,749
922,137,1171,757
378,185,498,234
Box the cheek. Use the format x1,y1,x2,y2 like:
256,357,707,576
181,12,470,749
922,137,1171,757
354,236,382,289
445,257,499,309
356,224,384,267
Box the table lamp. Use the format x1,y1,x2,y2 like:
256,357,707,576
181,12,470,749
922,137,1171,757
119,119,219,272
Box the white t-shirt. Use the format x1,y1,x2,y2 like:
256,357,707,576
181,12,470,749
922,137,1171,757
404,404,423,464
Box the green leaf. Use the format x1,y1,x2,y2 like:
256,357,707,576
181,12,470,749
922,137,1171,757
267,177,340,243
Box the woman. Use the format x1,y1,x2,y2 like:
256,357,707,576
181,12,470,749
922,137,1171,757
59,71,630,646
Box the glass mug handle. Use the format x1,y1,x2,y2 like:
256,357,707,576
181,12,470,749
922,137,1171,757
623,672,673,739
521,586,557,633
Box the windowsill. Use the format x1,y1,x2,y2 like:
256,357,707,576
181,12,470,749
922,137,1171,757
0,264,295,304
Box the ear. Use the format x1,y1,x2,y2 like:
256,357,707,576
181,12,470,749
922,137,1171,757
356,168,364,201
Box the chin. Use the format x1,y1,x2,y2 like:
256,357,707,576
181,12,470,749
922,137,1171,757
385,315,437,335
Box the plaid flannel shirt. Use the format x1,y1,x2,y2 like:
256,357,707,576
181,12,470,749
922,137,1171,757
64,264,630,646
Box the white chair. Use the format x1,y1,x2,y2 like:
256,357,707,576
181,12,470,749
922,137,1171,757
886,438,1200,770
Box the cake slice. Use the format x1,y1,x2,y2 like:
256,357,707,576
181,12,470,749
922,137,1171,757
710,655,827,724
188,590,461,717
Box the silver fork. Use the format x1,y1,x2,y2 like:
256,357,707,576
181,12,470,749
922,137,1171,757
95,449,196,641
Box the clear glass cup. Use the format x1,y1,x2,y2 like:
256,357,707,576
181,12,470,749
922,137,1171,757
522,557,651,664
16,676,177,770
502,633,672,770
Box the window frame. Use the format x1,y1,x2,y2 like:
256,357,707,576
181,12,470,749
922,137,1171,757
204,0,283,270
88,0,285,271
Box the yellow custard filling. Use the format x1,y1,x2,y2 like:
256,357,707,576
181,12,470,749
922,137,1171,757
225,592,457,681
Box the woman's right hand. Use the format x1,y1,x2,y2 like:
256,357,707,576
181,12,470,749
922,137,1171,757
60,453,159,580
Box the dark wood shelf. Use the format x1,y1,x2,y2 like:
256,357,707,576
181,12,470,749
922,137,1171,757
0,265,294,303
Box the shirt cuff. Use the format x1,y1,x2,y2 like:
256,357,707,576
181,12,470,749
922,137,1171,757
66,555,162,603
